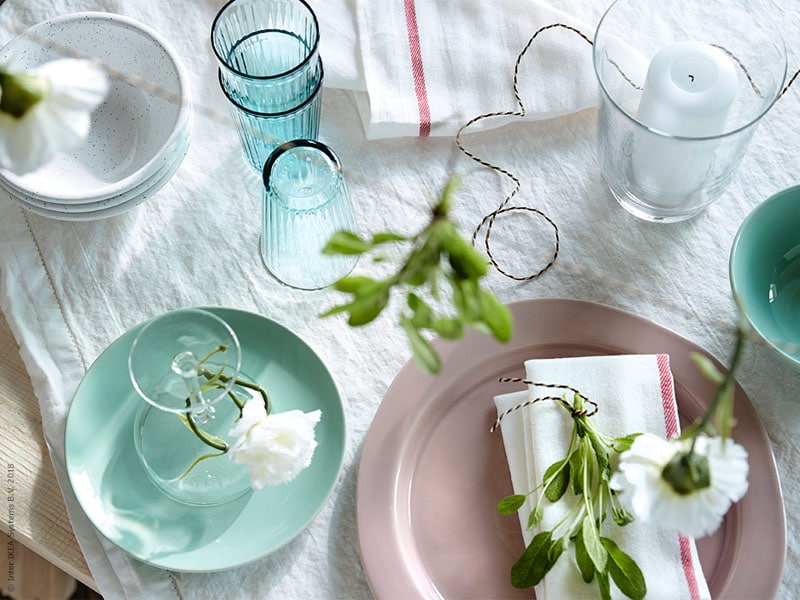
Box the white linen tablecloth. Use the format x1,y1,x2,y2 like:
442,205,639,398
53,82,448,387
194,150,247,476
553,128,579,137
0,0,799,599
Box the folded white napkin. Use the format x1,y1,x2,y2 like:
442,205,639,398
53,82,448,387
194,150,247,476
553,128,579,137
353,0,598,138
494,355,710,600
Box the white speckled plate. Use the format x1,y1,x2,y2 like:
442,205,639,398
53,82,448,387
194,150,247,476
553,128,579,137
0,12,191,202
4,112,191,217
4,124,190,221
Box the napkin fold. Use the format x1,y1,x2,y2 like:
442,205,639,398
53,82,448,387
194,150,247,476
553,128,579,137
353,0,598,138
494,355,710,600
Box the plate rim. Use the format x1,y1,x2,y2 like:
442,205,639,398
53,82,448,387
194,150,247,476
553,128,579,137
64,305,347,572
356,297,786,599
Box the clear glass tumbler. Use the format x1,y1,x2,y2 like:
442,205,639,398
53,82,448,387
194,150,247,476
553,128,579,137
261,140,359,290
593,0,787,222
220,66,323,171
211,0,321,114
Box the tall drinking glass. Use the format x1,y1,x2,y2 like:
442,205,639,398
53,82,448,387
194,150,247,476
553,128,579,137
211,0,321,114
593,0,787,222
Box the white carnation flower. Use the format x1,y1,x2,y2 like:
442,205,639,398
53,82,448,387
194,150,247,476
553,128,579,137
228,400,321,490
0,58,109,174
610,433,749,538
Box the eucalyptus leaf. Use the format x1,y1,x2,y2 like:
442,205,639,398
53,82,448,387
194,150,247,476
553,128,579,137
612,507,635,526
322,230,372,255
332,275,379,294
611,433,642,453
601,537,646,600
432,317,464,339
407,293,434,328
547,537,565,571
574,526,595,583
349,294,390,326
569,445,585,496
497,494,527,515
690,351,725,384
443,227,489,279
433,175,460,217
453,277,483,322
478,289,513,342
401,316,441,374
588,429,611,481
597,570,612,600
510,531,555,588
372,232,409,244
527,504,544,529
581,516,608,573
543,459,570,503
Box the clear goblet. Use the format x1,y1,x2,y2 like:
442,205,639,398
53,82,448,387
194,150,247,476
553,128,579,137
128,308,253,506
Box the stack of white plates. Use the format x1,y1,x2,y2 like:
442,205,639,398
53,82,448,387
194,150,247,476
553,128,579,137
0,12,192,221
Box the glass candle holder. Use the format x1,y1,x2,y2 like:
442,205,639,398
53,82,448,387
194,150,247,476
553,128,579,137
261,140,359,290
128,308,254,506
211,0,321,114
220,66,323,171
593,0,787,222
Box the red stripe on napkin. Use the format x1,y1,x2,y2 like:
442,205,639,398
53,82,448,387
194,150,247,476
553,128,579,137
656,353,702,600
403,0,431,137
657,353,678,438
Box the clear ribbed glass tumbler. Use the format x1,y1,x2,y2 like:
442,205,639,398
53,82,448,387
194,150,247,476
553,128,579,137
211,0,321,114
261,140,358,290
220,67,323,171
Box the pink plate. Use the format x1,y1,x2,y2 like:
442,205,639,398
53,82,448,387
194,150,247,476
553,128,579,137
357,299,785,599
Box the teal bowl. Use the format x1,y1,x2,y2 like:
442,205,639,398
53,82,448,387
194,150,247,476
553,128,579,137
730,184,800,370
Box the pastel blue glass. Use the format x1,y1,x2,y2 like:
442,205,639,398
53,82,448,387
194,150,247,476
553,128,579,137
594,0,786,222
211,0,321,114
261,140,358,290
221,67,323,171
730,184,800,371
128,308,253,505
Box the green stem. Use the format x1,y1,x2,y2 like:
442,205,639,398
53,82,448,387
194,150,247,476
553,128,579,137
683,325,746,445
184,399,228,451
199,368,272,415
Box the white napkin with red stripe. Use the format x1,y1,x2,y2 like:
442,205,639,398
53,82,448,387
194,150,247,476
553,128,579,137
353,0,598,138
494,355,711,600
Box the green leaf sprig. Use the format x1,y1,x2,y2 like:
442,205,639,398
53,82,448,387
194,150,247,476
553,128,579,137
497,392,646,600
321,176,513,374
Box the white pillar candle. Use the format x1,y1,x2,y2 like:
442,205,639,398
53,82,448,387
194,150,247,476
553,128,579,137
632,41,738,204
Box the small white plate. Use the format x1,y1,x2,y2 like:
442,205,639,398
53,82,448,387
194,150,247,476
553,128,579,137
5,116,191,214
0,12,191,202
7,129,190,221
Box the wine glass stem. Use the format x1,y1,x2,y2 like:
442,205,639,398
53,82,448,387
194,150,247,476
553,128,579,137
172,350,214,425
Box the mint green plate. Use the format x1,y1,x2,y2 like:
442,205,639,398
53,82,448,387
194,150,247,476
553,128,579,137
64,307,346,572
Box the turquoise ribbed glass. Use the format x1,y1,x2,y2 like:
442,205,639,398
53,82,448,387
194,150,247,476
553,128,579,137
211,0,321,113
261,141,358,290
221,67,323,171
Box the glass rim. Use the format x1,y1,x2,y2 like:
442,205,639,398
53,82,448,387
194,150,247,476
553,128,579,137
128,307,243,414
262,139,341,191
592,0,789,142
211,0,320,82
217,62,323,117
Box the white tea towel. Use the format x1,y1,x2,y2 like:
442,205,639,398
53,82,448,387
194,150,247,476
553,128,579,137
353,0,599,138
494,354,710,600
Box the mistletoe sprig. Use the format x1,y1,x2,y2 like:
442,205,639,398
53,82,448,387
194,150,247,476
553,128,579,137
497,390,646,599
321,177,512,374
